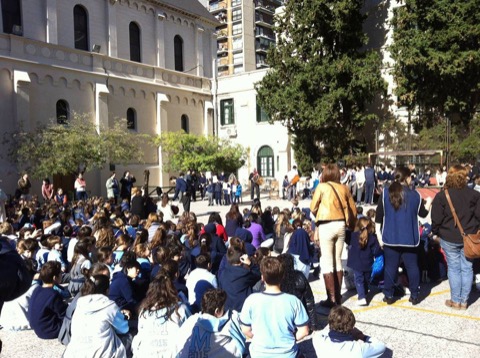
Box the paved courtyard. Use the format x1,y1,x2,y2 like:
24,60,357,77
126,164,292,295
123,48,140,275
1,193,479,357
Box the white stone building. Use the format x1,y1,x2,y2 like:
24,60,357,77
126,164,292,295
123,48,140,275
216,68,294,189
0,0,218,197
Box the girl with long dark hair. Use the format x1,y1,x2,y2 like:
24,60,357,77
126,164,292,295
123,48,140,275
347,217,380,306
132,276,190,357
375,166,431,305
68,238,93,296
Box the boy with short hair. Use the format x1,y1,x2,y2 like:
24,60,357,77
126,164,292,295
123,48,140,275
177,289,246,357
28,261,68,339
240,256,309,357
186,254,218,311
312,305,386,357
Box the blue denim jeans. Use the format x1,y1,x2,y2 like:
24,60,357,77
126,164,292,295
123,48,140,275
356,185,364,203
440,239,473,304
353,270,370,299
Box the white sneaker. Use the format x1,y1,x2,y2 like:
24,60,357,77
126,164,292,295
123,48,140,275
356,298,367,306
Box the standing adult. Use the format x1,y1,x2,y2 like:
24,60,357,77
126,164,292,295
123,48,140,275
17,173,31,200
131,187,147,220
190,170,198,202
355,165,365,205
310,164,357,307
106,172,120,204
173,174,190,213
364,163,376,205
431,165,480,309
185,170,192,201
375,167,431,305
74,173,87,201
287,165,299,201
249,168,260,201
120,171,136,202
198,172,207,200
41,178,54,202
282,175,289,200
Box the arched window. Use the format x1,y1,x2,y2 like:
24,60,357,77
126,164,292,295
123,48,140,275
73,5,89,51
129,22,141,62
181,114,189,133
56,100,70,124
2,0,22,34
174,35,184,72
127,108,136,130
257,146,274,177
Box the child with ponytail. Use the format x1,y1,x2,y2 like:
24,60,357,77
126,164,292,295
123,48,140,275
347,217,380,306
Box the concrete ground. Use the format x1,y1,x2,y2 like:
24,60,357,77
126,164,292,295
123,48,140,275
1,193,480,357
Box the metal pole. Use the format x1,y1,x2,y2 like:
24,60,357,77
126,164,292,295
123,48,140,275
445,115,451,168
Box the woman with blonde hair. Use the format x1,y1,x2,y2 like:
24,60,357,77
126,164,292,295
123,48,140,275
310,164,357,307
432,165,480,309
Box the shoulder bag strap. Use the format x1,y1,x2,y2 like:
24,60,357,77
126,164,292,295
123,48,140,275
445,189,466,235
326,182,346,222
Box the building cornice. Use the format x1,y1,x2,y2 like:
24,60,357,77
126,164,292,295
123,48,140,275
146,0,220,26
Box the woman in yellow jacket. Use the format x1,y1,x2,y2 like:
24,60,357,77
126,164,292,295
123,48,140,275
310,164,357,307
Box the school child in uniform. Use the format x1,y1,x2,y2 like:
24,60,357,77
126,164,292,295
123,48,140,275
347,217,381,306
28,261,68,339
240,256,309,357
215,180,223,206
223,181,231,206
47,236,67,272
206,179,214,206
235,182,243,204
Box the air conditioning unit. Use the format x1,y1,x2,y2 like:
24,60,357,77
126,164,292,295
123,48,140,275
226,128,237,138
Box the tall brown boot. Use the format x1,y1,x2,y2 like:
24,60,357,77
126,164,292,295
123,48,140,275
320,273,337,308
334,270,344,305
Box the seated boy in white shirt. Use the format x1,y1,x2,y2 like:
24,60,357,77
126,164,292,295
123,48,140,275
313,305,386,358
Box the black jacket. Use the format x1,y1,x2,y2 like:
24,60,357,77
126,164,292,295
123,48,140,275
431,187,480,244
282,270,319,331
130,195,146,219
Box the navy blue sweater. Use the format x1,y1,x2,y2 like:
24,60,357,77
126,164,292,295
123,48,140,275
218,263,261,312
376,186,428,247
347,232,381,272
108,271,137,311
28,287,67,339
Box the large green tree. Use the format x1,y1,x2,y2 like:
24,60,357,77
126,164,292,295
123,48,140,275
390,0,480,127
5,113,148,178
256,0,386,171
154,131,247,173
413,114,480,163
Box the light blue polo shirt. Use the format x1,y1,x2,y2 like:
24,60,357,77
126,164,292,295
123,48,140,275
240,292,309,357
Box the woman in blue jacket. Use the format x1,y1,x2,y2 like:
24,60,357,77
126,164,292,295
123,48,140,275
375,167,431,305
